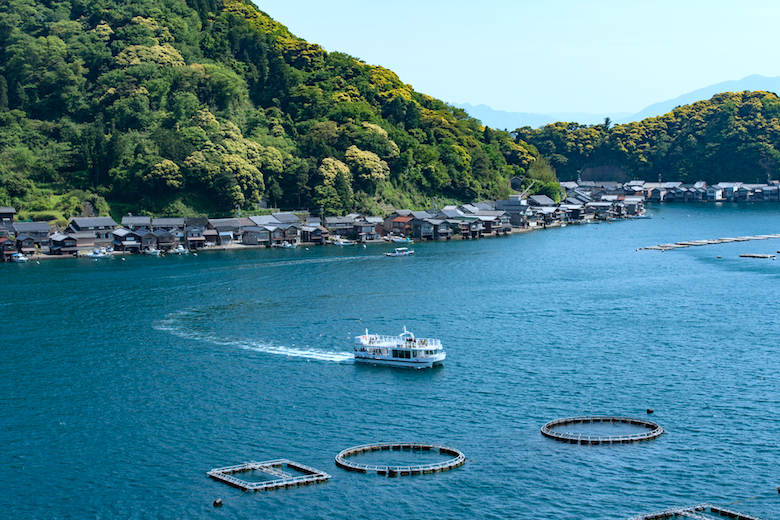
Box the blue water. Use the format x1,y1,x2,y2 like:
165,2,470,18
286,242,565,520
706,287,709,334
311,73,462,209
2,203,780,519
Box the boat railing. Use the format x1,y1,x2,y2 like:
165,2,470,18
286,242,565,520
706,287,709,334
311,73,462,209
357,335,442,348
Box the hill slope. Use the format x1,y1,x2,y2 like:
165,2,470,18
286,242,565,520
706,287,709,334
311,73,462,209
0,0,535,220
515,91,780,184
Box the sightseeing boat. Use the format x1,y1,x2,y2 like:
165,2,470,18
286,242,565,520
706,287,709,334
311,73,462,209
353,327,445,369
385,247,414,257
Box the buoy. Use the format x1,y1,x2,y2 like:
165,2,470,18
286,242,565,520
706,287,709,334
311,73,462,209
213,498,222,507
717,256,721,258
647,408,654,414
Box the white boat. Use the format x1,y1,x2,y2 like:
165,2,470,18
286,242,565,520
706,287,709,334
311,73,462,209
86,248,110,258
10,252,29,263
173,244,189,254
276,241,297,249
385,247,414,257
353,327,445,369
143,248,161,256
391,236,413,244
333,239,357,246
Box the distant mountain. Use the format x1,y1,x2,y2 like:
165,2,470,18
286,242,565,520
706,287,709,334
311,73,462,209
451,103,630,130
614,74,780,124
455,74,780,130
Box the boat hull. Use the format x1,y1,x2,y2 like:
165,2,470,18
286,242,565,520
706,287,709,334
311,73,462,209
354,354,445,369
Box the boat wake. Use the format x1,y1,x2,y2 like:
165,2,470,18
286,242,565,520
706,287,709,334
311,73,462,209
154,314,353,363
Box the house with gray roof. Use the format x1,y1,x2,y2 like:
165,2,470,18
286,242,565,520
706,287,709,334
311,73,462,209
48,233,78,256
12,222,52,246
152,217,185,230
325,215,357,238
248,215,282,226
122,214,151,230
528,195,557,206
67,217,117,248
273,212,302,224
0,206,15,222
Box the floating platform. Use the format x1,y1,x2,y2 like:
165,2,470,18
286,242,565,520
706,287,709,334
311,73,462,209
644,234,780,251
207,459,331,491
627,503,768,520
541,416,664,445
335,443,465,476
739,254,775,259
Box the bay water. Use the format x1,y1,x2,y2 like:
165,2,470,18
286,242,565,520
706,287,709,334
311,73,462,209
2,203,779,519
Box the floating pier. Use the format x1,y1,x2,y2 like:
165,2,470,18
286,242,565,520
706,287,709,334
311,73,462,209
541,416,664,445
335,443,465,476
207,459,331,491
643,234,780,251
627,503,768,520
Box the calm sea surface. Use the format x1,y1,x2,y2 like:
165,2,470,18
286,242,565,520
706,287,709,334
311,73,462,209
2,203,780,519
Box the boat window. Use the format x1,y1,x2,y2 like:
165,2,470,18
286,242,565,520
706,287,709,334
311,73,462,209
392,350,398,358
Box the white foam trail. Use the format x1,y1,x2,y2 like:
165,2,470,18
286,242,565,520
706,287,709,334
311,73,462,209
154,316,354,363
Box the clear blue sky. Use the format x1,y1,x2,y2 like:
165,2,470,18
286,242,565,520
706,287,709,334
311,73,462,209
255,0,780,115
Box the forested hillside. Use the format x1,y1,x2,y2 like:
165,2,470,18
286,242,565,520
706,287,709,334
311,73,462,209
0,0,536,221
515,91,780,184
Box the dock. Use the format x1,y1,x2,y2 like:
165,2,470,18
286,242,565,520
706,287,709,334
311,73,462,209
207,459,331,491
643,234,780,251
627,503,768,520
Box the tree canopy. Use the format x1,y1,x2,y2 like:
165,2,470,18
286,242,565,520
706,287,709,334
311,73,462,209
0,0,535,220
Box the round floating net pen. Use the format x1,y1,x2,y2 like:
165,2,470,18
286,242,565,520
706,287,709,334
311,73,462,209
335,443,465,476
541,416,664,445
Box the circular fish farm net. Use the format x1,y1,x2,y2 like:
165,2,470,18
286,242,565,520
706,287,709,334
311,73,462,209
541,416,664,445
335,443,465,476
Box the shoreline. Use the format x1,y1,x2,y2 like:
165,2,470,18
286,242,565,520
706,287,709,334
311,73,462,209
15,224,554,262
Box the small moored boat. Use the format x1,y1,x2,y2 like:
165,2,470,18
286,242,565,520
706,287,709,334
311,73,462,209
143,248,161,256
277,241,297,249
391,236,413,244
173,244,189,254
354,327,445,369
86,248,110,258
385,247,414,257
333,238,357,246
10,252,29,263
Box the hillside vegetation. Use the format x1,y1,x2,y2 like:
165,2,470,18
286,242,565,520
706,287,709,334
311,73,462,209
0,0,535,220
515,91,780,184
2,1,778,223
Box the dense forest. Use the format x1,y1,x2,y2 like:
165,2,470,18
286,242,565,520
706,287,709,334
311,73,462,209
0,0,536,222
515,91,780,184
2,0,780,224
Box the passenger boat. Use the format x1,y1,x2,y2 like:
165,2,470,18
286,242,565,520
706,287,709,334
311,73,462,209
10,252,29,263
385,247,414,257
353,327,445,369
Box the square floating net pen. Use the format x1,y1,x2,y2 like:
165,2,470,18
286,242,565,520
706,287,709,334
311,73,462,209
207,459,331,491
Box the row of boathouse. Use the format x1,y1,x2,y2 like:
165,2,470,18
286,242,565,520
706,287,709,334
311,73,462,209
3,178,777,261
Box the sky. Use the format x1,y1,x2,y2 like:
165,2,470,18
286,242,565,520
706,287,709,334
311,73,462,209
254,0,780,116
